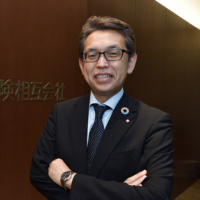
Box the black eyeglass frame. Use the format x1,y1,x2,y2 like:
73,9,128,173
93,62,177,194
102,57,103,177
82,49,129,62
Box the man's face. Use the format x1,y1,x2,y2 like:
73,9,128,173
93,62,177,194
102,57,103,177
79,30,137,102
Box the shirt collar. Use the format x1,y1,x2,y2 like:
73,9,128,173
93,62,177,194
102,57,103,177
89,88,124,110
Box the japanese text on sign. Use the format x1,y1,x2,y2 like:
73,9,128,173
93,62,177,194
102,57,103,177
0,79,66,102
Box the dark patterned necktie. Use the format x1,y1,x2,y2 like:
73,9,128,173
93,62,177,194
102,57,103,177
87,104,110,174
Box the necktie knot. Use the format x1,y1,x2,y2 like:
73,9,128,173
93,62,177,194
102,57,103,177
93,104,110,120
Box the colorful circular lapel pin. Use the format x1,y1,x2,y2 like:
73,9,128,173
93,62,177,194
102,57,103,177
121,107,129,115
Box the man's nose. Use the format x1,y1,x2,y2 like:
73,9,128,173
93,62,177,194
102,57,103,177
96,54,109,67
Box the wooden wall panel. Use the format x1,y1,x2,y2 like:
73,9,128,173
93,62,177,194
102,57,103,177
0,0,200,199
87,0,135,25
185,25,200,162
161,8,200,198
129,0,166,108
162,9,187,159
0,0,87,200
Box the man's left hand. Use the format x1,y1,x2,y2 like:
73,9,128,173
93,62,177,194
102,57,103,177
124,170,147,186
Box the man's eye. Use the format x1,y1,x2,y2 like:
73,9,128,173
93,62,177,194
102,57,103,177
88,54,96,57
108,51,120,57
110,52,117,55
87,52,97,58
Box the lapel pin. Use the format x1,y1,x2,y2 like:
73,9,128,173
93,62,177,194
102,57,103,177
121,107,129,115
126,119,130,123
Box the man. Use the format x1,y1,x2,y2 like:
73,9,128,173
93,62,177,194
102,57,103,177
30,16,174,200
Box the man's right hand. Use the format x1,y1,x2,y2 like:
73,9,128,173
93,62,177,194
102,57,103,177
123,170,147,186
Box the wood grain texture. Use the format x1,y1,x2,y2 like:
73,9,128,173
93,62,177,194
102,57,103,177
0,0,200,199
0,0,87,199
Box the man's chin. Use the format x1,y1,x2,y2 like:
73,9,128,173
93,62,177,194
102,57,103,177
92,88,120,98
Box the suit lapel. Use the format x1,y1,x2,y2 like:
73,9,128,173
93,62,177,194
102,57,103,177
89,92,139,176
70,94,90,174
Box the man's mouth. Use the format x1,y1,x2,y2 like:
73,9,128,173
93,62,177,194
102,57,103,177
96,74,112,78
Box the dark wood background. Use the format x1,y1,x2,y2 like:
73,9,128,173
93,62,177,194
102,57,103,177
0,0,199,199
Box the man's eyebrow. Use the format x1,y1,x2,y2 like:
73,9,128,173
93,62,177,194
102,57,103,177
85,45,120,52
85,48,97,52
106,45,120,49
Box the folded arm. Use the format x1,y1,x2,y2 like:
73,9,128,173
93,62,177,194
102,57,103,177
69,112,174,200
30,104,174,200
48,158,147,189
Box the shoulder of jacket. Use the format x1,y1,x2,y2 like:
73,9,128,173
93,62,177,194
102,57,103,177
131,98,171,120
54,94,89,109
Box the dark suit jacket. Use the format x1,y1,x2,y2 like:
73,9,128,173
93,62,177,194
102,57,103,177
30,92,174,200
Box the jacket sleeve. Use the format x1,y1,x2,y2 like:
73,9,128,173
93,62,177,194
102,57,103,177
70,113,174,200
30,104,70,200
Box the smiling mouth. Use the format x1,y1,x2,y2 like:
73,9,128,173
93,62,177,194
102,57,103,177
96,75,112,78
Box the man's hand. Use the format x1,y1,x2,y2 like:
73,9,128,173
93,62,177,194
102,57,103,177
124,170,147,186
48,158,76,189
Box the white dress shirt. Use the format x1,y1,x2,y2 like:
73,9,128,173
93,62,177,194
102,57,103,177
87,88,124,145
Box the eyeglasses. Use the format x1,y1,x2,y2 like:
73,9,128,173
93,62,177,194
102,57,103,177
82,49,129,62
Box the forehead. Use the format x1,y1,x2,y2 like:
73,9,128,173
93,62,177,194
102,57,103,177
84,30,126,52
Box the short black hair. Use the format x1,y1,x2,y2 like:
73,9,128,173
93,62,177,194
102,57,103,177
79,16,136,60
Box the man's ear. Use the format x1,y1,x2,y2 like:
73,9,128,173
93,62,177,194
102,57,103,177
127,54,137,74
79,58,84,75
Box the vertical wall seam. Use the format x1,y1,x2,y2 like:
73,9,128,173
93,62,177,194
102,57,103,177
161,7,167,110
